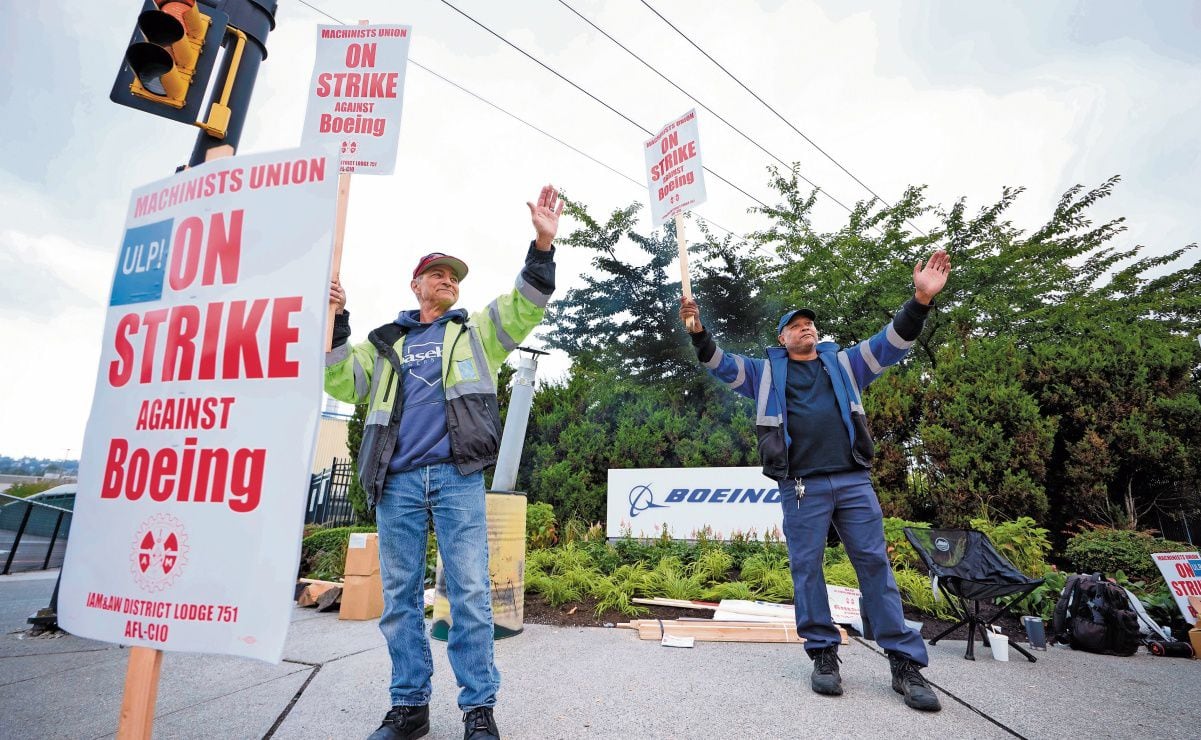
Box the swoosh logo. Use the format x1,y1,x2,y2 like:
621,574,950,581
628,484,669,518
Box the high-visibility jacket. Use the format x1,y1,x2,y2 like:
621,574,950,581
691,299,930,481
325,245,554,504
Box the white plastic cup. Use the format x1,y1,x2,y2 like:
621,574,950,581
989,632,1010,661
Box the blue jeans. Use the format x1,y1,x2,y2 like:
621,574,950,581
779,469,929,665
375,463,500,710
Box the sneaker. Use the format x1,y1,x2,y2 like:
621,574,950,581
807,645,843,696
888,654,942,712
367,705,430,740
463,706,500,740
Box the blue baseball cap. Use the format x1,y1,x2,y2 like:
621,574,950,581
777,308,817,334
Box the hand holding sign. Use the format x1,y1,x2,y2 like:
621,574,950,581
679,297,704,334
527,184,564,251
329,279,346,314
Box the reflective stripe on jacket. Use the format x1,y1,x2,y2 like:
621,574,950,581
692,299,929,481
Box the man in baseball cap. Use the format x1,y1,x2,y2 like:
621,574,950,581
680,250,952,713
327,185,565,740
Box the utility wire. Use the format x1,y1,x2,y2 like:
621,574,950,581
436,0,772,212
293,0,737,237
638,0,927,236
555,0,857,218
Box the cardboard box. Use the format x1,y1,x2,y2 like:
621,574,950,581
339,573,384,621
344,532,380,577
1189,596,1201,659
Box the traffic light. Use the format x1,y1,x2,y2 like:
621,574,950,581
111,0,229,124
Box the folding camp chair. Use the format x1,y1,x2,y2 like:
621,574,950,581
903,527,1044,662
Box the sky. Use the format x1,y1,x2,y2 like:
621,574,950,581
1,0,1199,459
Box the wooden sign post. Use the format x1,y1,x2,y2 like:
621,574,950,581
326,171,352,350
676,213,698,332
116,647,163,739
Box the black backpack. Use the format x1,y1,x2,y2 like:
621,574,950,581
1051,573,1141,656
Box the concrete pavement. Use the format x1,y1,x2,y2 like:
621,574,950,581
2,570,1198,739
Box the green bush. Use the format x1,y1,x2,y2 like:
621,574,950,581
822,560,859,588
526,502,558,549
300,525,378,579
894,568,960,621
1065,528,1190,583
4,481,57,498
971,516,1051,578
882,517,931,567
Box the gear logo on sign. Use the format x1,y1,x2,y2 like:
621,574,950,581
130,513,190,593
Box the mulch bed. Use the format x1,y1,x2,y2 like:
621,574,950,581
523,593,1035,643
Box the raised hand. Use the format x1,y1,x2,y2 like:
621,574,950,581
527,184,564,251
679,296,704,333
913,249,951,305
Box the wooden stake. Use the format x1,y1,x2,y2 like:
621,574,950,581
325,172,352,351
325,18,371,351
116,646,163,740
676,213,698,332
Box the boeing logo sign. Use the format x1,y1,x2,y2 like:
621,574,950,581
609,467,785,540
628,483,782,518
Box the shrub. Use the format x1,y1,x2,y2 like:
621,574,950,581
702,581,757,601
1065,528,1190,583
970,516,1051,578
822,560,859,589
644,556,705,600
526,502,558,549
300,525,377,579
894,568,960,621
881,517,931,567
691,548,735,585
4,481,56,498
1014,567,1067,622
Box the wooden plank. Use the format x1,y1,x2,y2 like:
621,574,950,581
298,581,342,608
632,597,719,610
116,647,163,739
624,620,848,645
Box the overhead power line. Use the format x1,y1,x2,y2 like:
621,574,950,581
435,0,772,212
638,0,927,236
555,0,857,218
293,0,736,237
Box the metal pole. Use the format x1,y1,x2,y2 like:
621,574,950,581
491,348,547,492
42,510,66,570
3,502,34,575
189,0,277,165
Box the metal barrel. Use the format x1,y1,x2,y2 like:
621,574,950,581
430,491,527,641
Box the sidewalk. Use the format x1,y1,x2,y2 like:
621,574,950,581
2,570,1198,739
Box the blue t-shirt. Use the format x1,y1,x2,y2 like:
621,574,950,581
387,310,463,473
784,358,857,478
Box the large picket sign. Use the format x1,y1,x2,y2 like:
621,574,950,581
301,24,411,175
643,109,707,227
58,146,337,663
1152,551,1201,625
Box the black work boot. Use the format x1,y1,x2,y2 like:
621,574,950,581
463,706,500,740
888,654,942,712
807,645,843,696
367,705,430,740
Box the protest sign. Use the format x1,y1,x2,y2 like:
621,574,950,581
644,110,707,330
301,24,411,175
1152,551,1201,625
58,146,337,663
643,109,707,227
